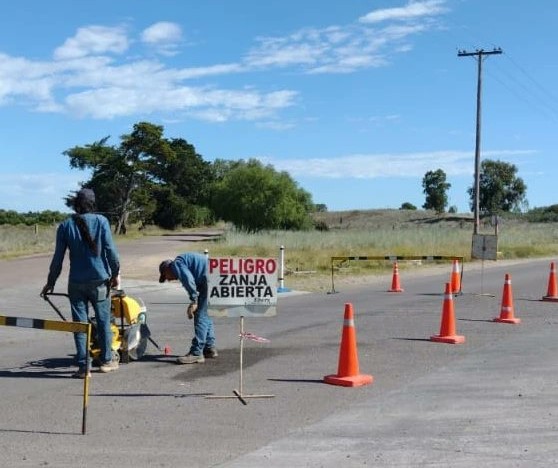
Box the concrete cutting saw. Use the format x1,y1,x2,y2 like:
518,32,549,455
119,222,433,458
42,289,157,363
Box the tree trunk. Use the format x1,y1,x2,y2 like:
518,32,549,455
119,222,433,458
114,176,134,235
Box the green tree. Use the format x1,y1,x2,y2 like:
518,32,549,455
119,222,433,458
63,122,215,233
422,169,451,213
210,159,314,232
0,210,24,224
526,205,558,223
149,138,215,229
64,122,172,233
467,159,527,214
399,202,417,210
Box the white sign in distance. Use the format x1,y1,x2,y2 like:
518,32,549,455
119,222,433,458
208,257,278,317
471,234,498,260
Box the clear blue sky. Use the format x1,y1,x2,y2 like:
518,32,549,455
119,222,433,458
1,0,557,213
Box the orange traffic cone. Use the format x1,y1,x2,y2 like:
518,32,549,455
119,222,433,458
430,283,465,344
388,262,404,292
164,345,172,355
542,262,558,302
324,303,373,387
450,259,462,295
494,273,521,324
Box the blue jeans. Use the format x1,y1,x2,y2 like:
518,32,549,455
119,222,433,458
189,290,215,355
68,280,113,368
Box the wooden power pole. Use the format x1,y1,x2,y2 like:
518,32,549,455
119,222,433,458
458,47,502,235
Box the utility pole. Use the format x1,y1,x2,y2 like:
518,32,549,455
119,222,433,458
458,47,502,235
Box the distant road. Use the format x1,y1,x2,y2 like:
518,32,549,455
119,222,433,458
0,230,223,289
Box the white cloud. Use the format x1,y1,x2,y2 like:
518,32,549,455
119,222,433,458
174,63,246,79
54,25,129,60
265,150,536,179
141,22,182,44
0,2,451,122
141,22,183,56
0,173,84,212
0,53,59,106
245,8,443,74
0,21,299,122
359,0,448,24
63,84,297,120
0,49,294,121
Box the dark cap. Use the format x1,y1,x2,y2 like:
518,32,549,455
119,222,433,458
159,259,173,283
76,188,95,204
72,188,96,214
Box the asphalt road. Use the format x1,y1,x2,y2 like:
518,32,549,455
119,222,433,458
1,236,558,467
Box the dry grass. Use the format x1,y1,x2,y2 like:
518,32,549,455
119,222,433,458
202,210,558,291
0,224,56,258
3,210,558,280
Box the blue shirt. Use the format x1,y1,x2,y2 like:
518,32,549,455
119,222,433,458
47,213,120,286
171,253,208,303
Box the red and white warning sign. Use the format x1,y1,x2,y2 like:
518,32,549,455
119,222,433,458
208,257,278,317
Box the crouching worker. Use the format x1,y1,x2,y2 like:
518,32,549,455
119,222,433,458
159,252,218,364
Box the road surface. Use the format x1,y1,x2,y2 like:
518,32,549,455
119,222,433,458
1,235,557,467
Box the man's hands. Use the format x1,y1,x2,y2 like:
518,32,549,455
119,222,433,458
187,302,198,320
40,283,53,297
110,274,121,290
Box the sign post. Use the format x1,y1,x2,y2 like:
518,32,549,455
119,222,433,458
471,234,498,296
206,257,277,404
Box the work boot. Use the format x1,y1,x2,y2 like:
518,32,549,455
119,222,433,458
99,359,119,373
176,353,205,364
203,347,218,359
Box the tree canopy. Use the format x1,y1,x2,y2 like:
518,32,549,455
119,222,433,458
422,169,451,213
399,202,417,210
210,159,314,232
62,122,315,233
468,159,527,214
64,122,214,232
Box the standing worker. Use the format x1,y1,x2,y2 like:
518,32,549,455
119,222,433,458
158,253,217,363
41,188,120,378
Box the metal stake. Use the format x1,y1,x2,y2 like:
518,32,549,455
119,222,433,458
206,316,274,405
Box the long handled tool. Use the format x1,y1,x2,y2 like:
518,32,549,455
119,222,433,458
41,292,69,321
139,323,171,355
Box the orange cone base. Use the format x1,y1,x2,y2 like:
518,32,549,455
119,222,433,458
493,317,521,324
430,334,465,344
388,288,404,293
323,373,373,387
542,296,558,302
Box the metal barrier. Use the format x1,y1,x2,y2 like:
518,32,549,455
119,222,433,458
0,315,92,434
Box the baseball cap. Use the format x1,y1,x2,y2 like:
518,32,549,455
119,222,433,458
76,188,95,204
159,259,173,283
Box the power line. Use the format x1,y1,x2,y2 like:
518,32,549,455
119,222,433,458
487,52,558,122
504,52,558,107
445,21,558,121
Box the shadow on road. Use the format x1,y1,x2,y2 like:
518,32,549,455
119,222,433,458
0,356,75,379
0,428,77,436
92,392,212,398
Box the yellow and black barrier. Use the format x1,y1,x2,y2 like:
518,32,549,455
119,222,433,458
329,255,464,294
0,315,92,435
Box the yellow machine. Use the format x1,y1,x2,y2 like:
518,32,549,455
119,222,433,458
43,290,154,363
108,290,149,361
